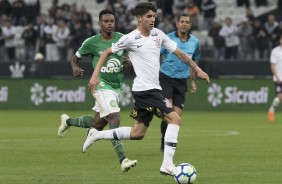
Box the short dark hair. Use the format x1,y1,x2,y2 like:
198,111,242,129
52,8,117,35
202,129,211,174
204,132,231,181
177,14,190,22
134,2,157,16
99,9,115,21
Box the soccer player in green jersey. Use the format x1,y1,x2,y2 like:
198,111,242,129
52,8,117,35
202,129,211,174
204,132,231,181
57,9,137,172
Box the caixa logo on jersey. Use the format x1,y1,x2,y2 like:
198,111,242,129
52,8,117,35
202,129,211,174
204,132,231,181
207,83,268,107
101,58,123,73
30,83,86,106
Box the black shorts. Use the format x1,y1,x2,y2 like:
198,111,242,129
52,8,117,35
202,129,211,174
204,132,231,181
159,72,187,109
274,82,282,94
130,89,173,127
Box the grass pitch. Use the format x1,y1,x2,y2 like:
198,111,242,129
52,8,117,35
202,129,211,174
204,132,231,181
1,110,282,184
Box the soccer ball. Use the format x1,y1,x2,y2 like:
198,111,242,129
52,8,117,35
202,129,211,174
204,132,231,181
174,163,197,184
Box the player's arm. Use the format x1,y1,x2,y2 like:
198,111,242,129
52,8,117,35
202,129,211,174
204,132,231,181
271,63,281,83
88,47,113,93
71,54,84,77
189,61,197,93
173,48,210,83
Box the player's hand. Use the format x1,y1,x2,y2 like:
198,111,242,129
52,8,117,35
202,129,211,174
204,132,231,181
72,66,84,77
190,80,197,93
197,70,210,83
88,76,99,94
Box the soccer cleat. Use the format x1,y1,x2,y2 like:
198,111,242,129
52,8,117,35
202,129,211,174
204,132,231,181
268,110,275,122
58,114,70,137
160,164,176,176
82,128,99,153
121,158,138,172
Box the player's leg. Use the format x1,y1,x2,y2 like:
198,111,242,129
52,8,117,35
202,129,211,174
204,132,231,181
159,72,174,152
82,94,155,152
58,114,94,137
268,83,282,122
93,90,138,171
160,111,181,176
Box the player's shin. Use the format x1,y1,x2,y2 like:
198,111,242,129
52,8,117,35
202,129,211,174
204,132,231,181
163,124,180,165
96,127,132,140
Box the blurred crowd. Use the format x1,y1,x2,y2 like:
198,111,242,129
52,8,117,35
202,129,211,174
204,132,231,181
0,0,282,63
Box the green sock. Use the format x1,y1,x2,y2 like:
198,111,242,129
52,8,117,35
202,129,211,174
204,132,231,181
66,115,93,128
109,124,126,164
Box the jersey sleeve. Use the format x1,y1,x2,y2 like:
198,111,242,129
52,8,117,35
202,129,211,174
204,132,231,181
111,35,130,53
270,49,278,64
159,30,177,53
76,37,93,58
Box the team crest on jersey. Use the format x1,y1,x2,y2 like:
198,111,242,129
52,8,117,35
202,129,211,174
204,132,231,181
154,38,161,48
163,98,172,108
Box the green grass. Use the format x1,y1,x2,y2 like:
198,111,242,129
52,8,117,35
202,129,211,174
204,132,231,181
1,110,282,184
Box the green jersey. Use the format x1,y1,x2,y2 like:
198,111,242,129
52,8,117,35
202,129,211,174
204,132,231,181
77,32,124,91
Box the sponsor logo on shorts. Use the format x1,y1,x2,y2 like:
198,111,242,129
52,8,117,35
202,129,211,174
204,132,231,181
110,100,117,107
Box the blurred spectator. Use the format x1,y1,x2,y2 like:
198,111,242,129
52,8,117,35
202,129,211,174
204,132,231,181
2,19,16,61
24,0,40,24
237,18,254,60
84,22,96,38
70,2,78,15
201,0,216,30
155,0,173,16
208,19,225,60
48,0,59,19
0,26,5,61
183,0,200,30
264,14,279,55
245,8,255,26
60,3,71,22
11,0,27,26
173,0,188,16
68,21,87,54
157,15,174,34
53,18,70,61
219,17,240,59
255,0,267,7
237,0,250,8
78,4,92,28
278,0,282,21
43,18,59,61
252,18,268,59
21,22,37,61
36,13,47,56
0,0,12,17
122,0,139,13
29,52,44,77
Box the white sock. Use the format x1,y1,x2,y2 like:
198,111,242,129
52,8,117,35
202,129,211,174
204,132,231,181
96,127,132,140
163,124,180,166
270,97,280,112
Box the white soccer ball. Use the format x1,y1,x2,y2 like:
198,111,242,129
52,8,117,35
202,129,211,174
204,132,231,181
174,163,197,184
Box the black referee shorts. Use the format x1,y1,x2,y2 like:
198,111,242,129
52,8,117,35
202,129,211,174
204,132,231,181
130,89,173,127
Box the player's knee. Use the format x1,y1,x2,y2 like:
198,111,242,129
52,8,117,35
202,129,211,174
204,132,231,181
165,111,181,125
130,132,145,140
92,123,105,131
105,113,120,126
